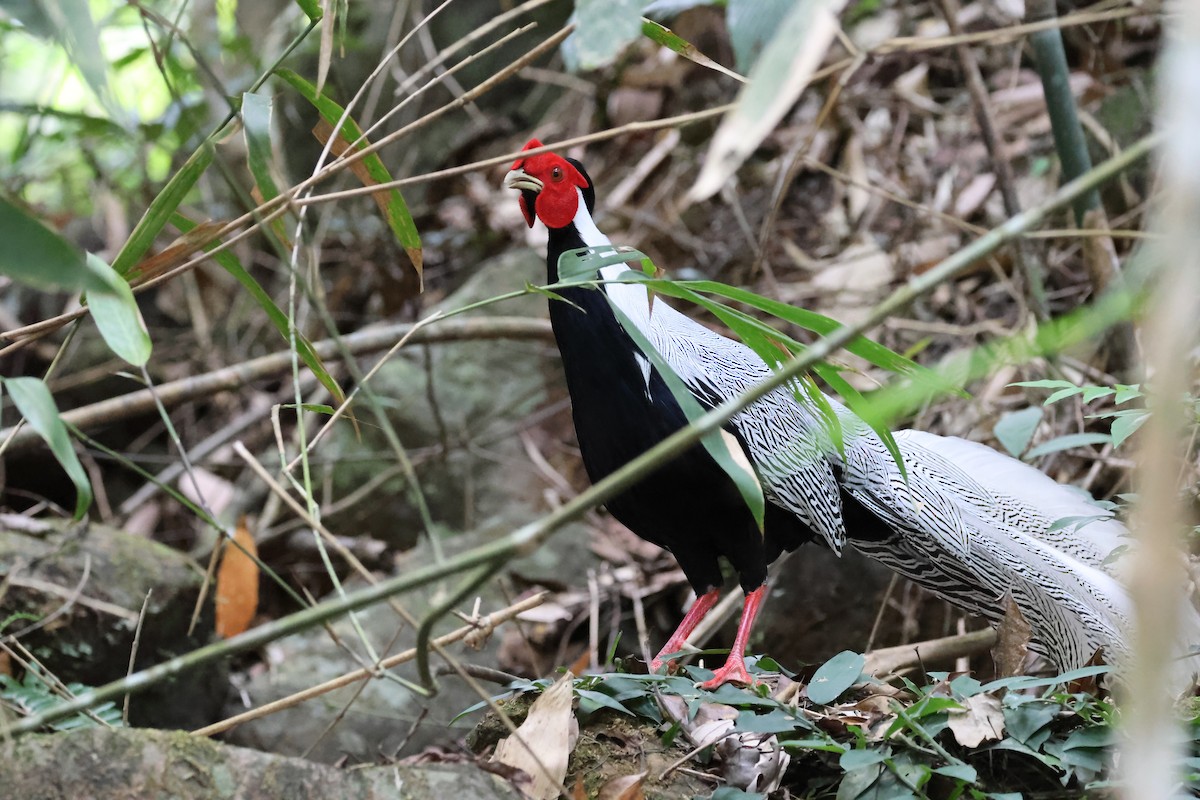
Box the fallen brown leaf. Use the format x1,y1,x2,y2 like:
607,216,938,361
992,594,1031,678
492,673,577,800
597,771,647,800
214,517,259,639
947,692,1005,748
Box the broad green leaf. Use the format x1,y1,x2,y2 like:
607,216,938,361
575,688,632,717
3,377,91,518
276,69,422,284
690,0,849,201
0,197,103,292
1045,387,1085,405
1011,379,1077,391
641,19,745,82
839,747,887,771
993,406,1043,457
807,650,864,705
170,213,346,406
611,299,767,530
1113,384,1143,404
1024,432,1112,460
556,246,647,282
932,763,978,783
85,254,151,366
1080,385,1116,403
111,142,215,277
562,0,644,71
1109,410,1148,448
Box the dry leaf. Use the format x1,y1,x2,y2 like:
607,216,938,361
597,771,647,800
492,674,577,800
215,518,260,639
992,594,1032,678
947,692,1005,748
126,220,228,283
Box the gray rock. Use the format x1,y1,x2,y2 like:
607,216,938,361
0,727,520,800
0,519,226,730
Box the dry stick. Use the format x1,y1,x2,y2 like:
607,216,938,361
0,134,1157,737
192,591,547,737
938,0,1048,321
122,590,153,724
0,317,551,454
863,627,997,678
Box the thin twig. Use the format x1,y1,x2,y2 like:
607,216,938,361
193,592,546,738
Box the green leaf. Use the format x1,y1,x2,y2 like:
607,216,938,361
575,688,633,717
1113,384,1143,404
807,650,865,705
170,213,346,406
1080,385,1116,403
112,142,215,277
242,91,283,203
840,747,887,771
993,406,1043,457
710,788,767,800
1002,700,1058,744
607,300,767,531
0,196,102,292
1045,387,1085,405
562,0,644,71
641,19,745,82
1109,409,1149,448
1024,432,1112,459
1011,379,1077,390
932,763,978,783
3,377,92,519
275,69,422,281
293,0,323,22
84,254,151,366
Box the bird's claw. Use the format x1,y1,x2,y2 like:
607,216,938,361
697,658,756,690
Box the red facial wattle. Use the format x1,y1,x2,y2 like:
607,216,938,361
509,138,588,230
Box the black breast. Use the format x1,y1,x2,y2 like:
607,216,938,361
544,227,813,594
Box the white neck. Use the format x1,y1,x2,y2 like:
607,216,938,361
572,189,610,248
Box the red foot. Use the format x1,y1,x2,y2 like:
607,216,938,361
698,656,756,690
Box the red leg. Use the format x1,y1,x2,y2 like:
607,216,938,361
698,585,768,690
649,588,721,672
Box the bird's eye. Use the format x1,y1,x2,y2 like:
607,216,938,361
550,166,564,182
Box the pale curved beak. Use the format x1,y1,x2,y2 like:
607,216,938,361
503,168,543,193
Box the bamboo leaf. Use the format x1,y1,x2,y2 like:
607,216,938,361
276,69,422,288
85,254,151,366
3,377,92,519
293,0,323,22
641,19,745,82
170,213,346,405
0,197,103,292
1024,432,1112,460
111,142,215,277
